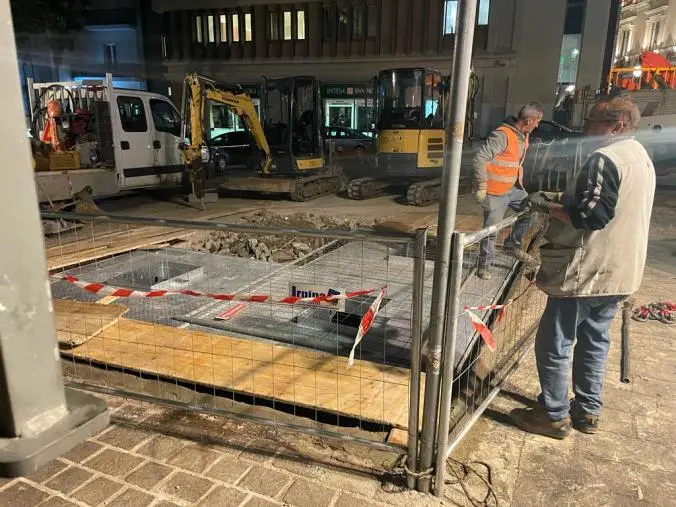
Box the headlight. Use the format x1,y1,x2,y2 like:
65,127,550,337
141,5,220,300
201,146,210,163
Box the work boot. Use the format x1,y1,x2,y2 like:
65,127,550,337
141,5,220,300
477,267,492,280
570,404,600,434
510,406,572,440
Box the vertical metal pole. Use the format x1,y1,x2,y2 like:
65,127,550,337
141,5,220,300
417,0,478,493
433,232,465,497
0,0,108,476
407,228,427,490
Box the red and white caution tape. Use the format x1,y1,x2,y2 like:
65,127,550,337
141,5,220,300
50,274,382,306
463,282,535,352
348,288,385,368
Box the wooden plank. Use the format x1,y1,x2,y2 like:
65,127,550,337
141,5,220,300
63,317,424,429
53,299,128,348
386,428,409,448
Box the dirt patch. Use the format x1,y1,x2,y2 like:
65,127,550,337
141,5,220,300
181,210,375,262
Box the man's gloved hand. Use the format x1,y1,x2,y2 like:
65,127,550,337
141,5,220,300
473,188,487,204
520,191,562,212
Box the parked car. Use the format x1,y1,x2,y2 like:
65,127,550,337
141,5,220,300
207,130,256,174
324,126,375,153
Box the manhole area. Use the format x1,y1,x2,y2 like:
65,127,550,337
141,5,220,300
105,261,203,291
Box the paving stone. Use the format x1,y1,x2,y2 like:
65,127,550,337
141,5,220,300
61,441,104,464
44,467,93,495
159,471,215,503
83,449,144,478
0,481,49,506
198,485,248,507
244,496,281,507
35,496,78,507
125,461,173,489
106,487,156,507
112,403,152,424
25,459,68,484
334,493,379,507
206,454,253,484
152,501,182,507
136,435,186,461
238,465,291,498
282,479,336,507
167,445,221,473
71,476,123,506
96,425,152,450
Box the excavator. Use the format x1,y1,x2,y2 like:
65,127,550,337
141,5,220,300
180,73,343,202
346,67,478,206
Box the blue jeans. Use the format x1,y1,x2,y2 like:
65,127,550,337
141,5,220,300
535,296,625,421
478,187,530,269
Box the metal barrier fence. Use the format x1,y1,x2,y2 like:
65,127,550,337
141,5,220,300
42,211,428,474
432,211,549,497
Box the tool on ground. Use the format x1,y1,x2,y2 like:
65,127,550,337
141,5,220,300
621,299,632,384
632,301,676,324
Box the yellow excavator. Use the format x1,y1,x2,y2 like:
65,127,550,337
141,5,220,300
180,73,342,202
346,67,478,206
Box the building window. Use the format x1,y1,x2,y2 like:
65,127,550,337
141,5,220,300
220,14,227,42
648,20,662,50
617,29,631,56
161,35,167,59
324,6,335,40
367,4,377,38
207,15,215,43
297,11,306,40
103,43,117,69
195,15,203,43
245,13,252,42
443,1,457,35
283,11,292,40
232,14,240,42
478,0,489,26
269,11,280,40
337,7,348,41
352,6,364,39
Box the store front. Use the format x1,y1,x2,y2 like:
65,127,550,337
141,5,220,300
321,84,375,137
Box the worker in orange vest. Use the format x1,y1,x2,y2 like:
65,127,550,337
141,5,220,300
472,102,544,280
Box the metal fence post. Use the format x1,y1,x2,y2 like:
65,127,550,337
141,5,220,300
407,228,427,489
433,232,465,497
0,0,109,476
418,0,478,493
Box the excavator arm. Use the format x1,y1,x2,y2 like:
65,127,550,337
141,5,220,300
180,73,272,199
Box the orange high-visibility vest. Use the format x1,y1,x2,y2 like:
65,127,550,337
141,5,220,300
486,125,528,196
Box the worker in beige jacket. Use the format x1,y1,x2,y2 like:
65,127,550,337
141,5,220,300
511,96,655,439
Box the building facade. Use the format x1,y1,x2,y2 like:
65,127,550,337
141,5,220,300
140,0,617,136
615,0,676,65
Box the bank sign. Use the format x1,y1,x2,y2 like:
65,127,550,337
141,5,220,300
321,84,374,99
289,283,345,312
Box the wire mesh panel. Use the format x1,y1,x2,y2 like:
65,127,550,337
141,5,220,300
433,210,549,495
43,211,427,453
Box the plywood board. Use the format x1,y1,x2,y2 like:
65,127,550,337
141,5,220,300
54,299,128,348
63,317,424,429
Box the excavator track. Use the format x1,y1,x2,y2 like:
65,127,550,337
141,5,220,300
406,178,442,207
345,177,391,200
289,170,344,201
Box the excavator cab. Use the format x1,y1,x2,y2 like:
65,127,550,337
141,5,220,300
262,76,324,174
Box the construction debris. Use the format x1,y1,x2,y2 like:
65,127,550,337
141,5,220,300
183,211,374,262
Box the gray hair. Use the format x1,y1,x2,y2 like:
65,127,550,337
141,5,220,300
592,96,641,131
518,102,545,121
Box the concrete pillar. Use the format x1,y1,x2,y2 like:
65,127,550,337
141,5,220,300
576,0,612,91
0,0,109,477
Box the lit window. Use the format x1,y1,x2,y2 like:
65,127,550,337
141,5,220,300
104,43,117,68
220,14,227,42
269,11,279,40
478,0,489,26
232,13,240,42
195,15,203,43
283,11,292,40
207,15,215,43
443,1,457,35
245,13,252,42
297,10,306,40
